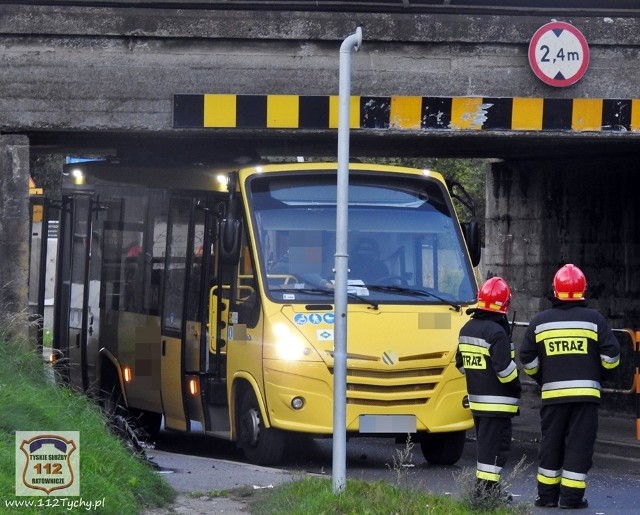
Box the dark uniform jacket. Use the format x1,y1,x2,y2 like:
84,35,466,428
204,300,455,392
456,310,521,417
519,300,620,405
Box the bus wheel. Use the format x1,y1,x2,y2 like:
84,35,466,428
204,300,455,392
99,367,126,419
99,369,145,454
237,388,285,466
419,430,466,465
129,408,162,442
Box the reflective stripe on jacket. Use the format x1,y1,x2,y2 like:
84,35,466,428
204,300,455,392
519,302,620,405
456,313,521,416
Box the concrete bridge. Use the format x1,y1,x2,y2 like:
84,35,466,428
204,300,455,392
1,1,639,329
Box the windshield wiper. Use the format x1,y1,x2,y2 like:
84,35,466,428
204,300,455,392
366,285,461,312
274,287,379,310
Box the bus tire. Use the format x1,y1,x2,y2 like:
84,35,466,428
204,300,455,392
419,430,466,465
99,365,126,418
99,365,147,454
237,388,285,466
129,408,162,441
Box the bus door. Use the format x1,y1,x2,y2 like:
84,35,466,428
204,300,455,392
184,197,231,434
201,201,237,435
160,194,217,431
54,194,102,391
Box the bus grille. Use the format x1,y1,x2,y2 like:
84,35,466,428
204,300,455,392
328,366,445,407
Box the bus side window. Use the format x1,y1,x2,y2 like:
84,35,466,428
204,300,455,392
187,257,203,321
100,193,149,314
147,259,164,316
186,240,208,322
145,201,169,317
233,237,260,328
162,198,190,332
123,242,144,312
164,266,185,331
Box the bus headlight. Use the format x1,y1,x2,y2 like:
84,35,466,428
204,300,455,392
273,323,311,360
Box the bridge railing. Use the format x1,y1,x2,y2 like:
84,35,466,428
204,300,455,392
603,329,637,395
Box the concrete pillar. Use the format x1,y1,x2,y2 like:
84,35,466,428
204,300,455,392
484,156,640,329
0,135,30,342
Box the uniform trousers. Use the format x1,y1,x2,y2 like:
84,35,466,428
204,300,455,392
473,415,512,489
537,402,598,505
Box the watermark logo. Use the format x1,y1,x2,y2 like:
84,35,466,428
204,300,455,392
15,431,80,496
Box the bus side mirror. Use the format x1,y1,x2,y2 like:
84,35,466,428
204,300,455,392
447,181,481,267
220,172,242,265
220,218,241,265
461,220,481,267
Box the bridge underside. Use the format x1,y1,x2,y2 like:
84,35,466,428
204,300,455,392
22,128,640,162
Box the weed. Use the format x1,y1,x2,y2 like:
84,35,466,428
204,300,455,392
0,299,35,345
386,433,415,486
454,455,532,513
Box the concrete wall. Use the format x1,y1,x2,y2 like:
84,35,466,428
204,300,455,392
0,135,30,340
484,157,640,328
2,5,640,134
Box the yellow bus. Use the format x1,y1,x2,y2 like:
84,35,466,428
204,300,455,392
53,160,481,465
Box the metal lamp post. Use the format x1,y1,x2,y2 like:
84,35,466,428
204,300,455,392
333,26,362,495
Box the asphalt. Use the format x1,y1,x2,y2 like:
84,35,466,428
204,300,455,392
513,391,640,460
146,387,640,513
147,448,301,494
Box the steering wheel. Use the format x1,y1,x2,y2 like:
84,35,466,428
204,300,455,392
374,275,407,286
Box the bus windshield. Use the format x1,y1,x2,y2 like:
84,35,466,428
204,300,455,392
248,171,477,305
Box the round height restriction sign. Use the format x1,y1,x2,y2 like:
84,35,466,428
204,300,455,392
529,21,590,87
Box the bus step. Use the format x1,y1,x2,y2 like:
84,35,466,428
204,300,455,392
205,377,228,406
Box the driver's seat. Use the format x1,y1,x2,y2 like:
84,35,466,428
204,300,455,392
349,238,389,283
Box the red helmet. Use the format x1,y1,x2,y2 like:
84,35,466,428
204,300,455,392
477,277,511,314
553,264,586,301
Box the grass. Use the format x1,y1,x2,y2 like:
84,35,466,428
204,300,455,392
0,317,530,514
241,437,532,515
0,323,175,514
245,476,529,514
225,432,530,514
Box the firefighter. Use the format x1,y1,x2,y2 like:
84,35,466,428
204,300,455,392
519,264,620,509
456,276,521,501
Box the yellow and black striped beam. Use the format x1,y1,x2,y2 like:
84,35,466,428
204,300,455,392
173,94,640,132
